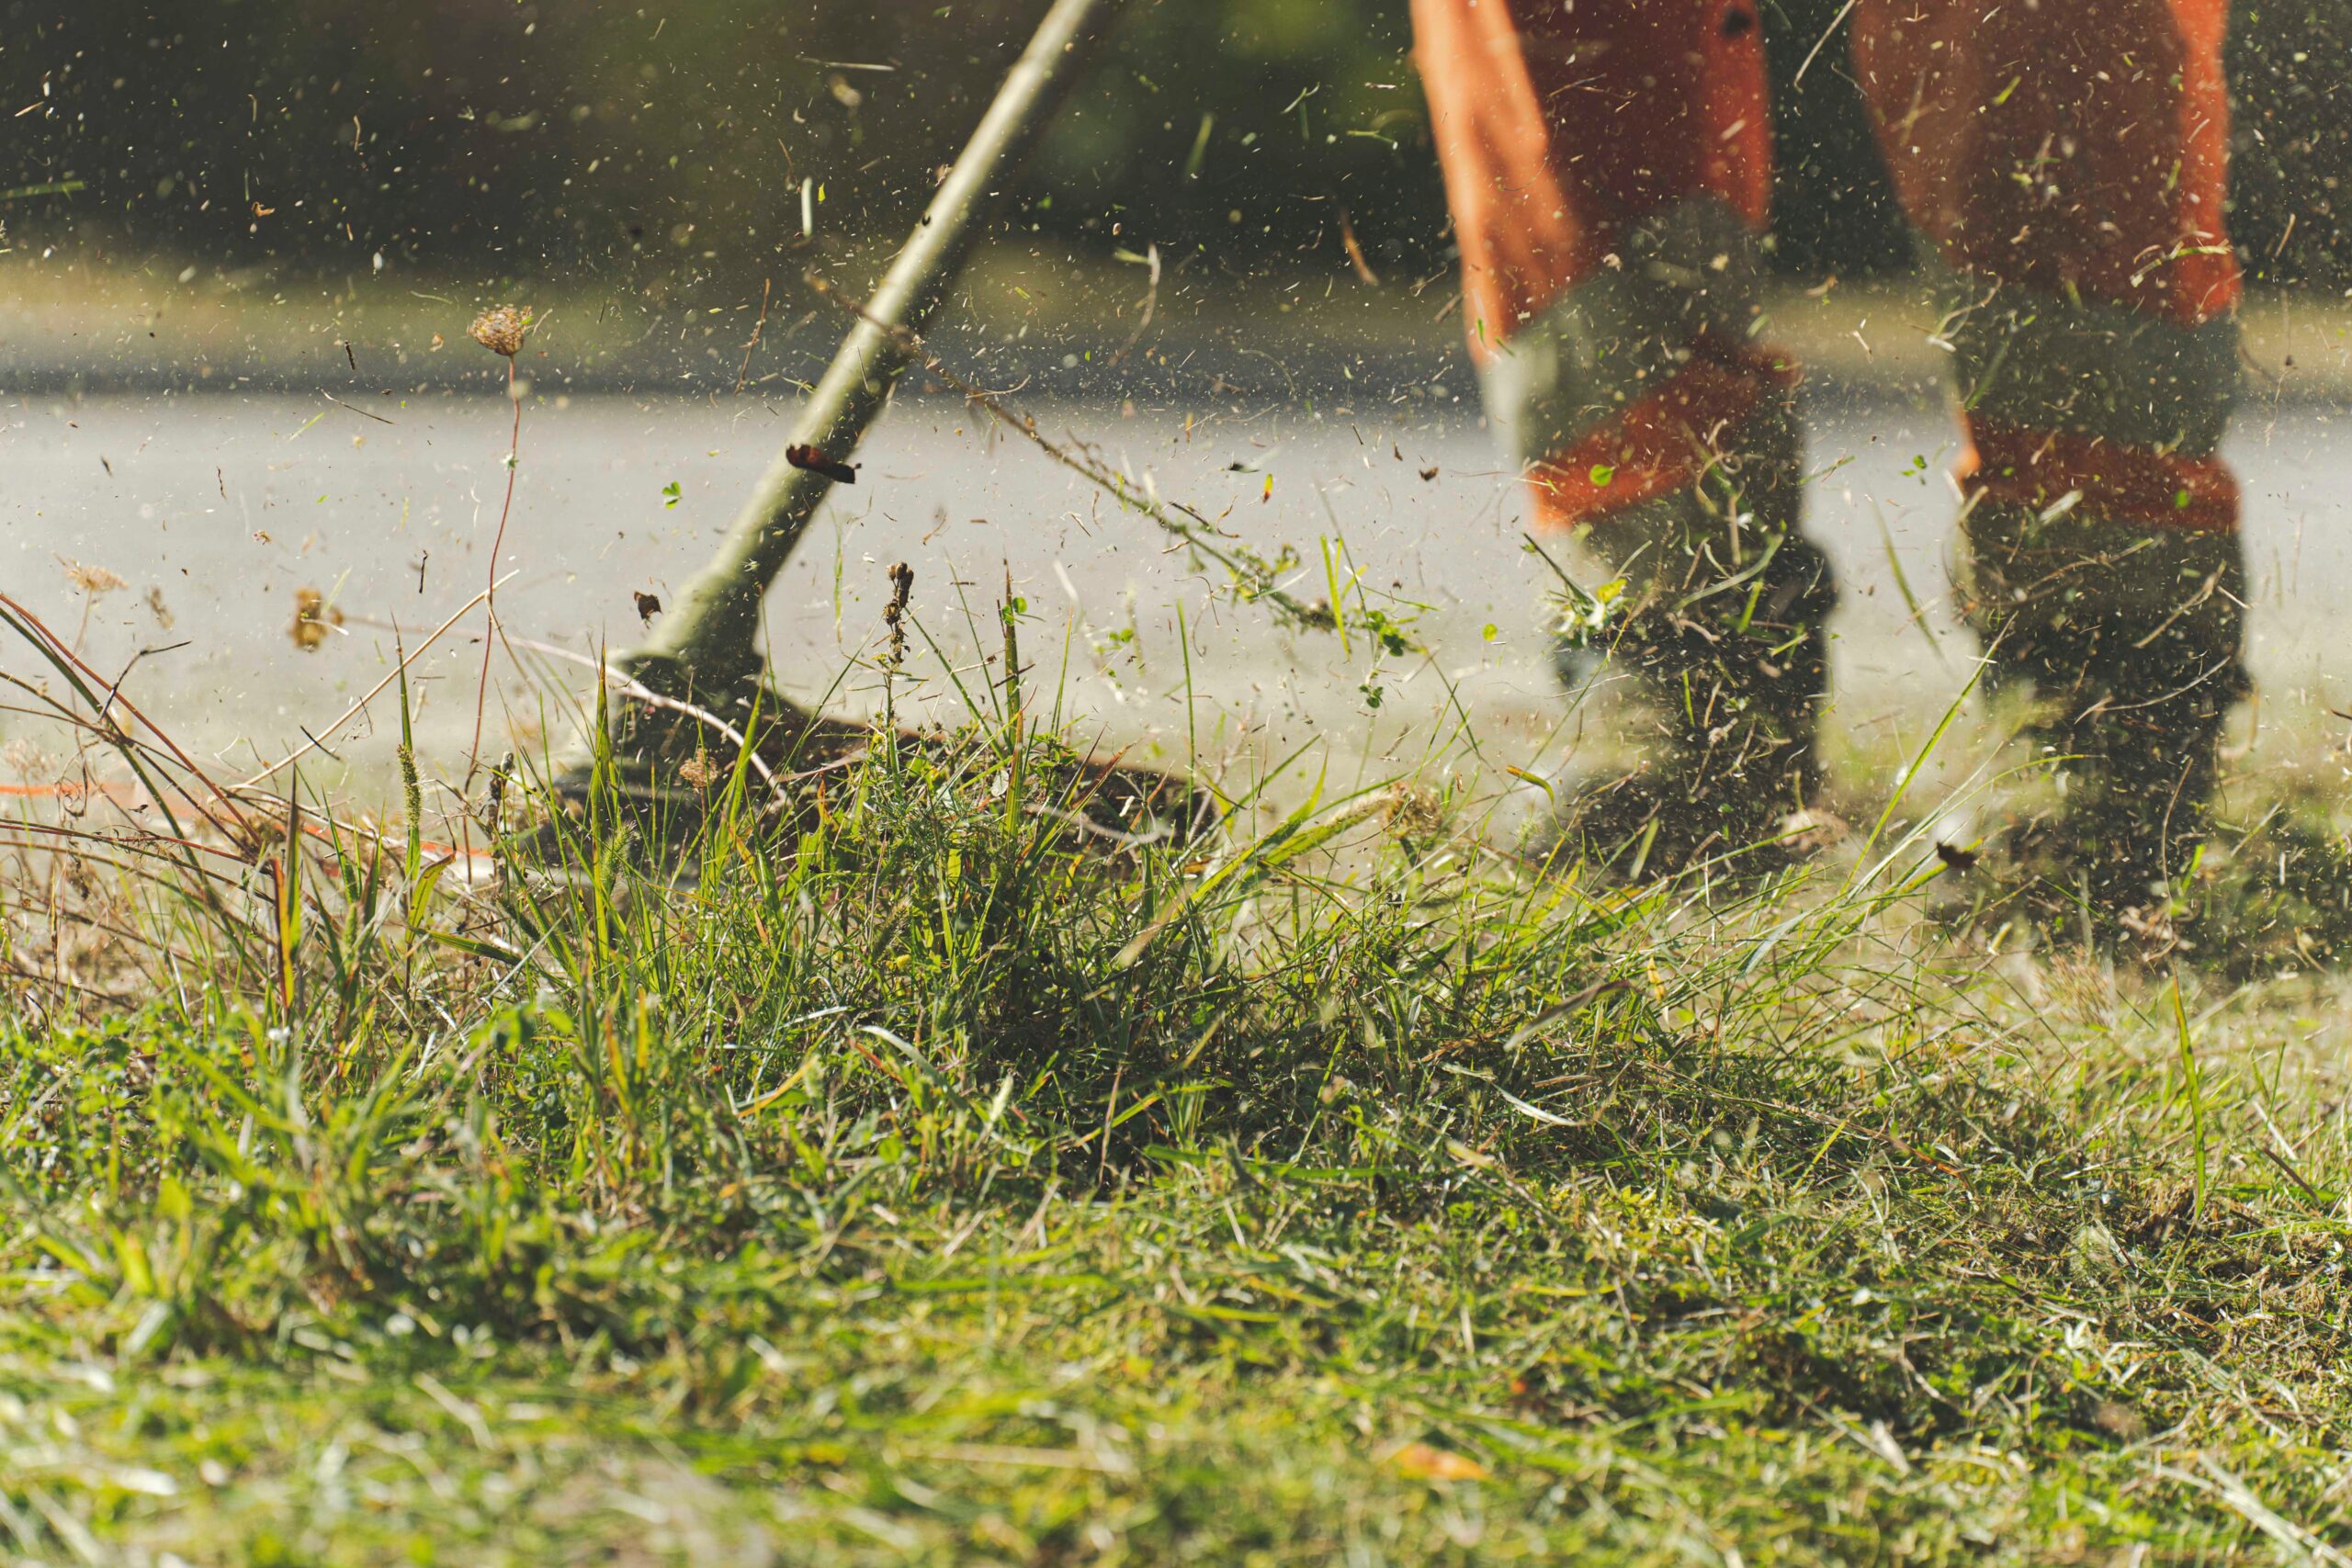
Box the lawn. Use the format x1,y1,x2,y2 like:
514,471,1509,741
5,587,2352,1565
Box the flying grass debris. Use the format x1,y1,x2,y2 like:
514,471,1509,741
802,272,1418,652
786,443,858,484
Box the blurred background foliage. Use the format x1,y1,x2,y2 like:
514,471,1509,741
2,0,2347,296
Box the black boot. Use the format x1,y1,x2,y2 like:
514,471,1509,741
1962,503,2248,934
1540,400,1838,878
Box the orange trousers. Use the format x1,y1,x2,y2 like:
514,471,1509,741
1414,0,2242,534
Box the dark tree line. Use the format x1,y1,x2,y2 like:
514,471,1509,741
2,0,2346,291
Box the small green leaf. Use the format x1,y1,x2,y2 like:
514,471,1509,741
662,480,683,509
1589,463,1616,488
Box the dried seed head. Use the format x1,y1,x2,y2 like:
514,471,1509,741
677,753,717,790
1384,784,1445,840
398,742,422,841
290,586,345,652
3,738,53,778
58,557,128,596
481,750,514,831
2090,1400,2145,1441
883,560,915,667
469,304,530,358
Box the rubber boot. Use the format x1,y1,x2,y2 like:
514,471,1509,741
1961,502,2247,931
1543,394,1838,878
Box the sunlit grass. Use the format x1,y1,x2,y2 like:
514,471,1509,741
6,595,2352,1564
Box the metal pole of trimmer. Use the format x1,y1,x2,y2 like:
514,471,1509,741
569,0,1123,793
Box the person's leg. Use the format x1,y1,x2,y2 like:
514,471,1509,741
1414,0,1838,871
1854,0,2245,916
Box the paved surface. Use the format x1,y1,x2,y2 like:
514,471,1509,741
6,385,2350,809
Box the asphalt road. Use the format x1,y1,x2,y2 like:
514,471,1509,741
7,385,2349,809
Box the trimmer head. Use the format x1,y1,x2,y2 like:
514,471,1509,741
506,683,1217,887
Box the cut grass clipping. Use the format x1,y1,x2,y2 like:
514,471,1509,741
5,590,2352,1564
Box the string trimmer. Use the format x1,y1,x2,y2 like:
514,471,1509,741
534,0,1208,845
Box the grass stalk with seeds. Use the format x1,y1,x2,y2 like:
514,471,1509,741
466,304,531,780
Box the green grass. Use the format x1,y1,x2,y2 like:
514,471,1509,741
6,599,2352,1564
